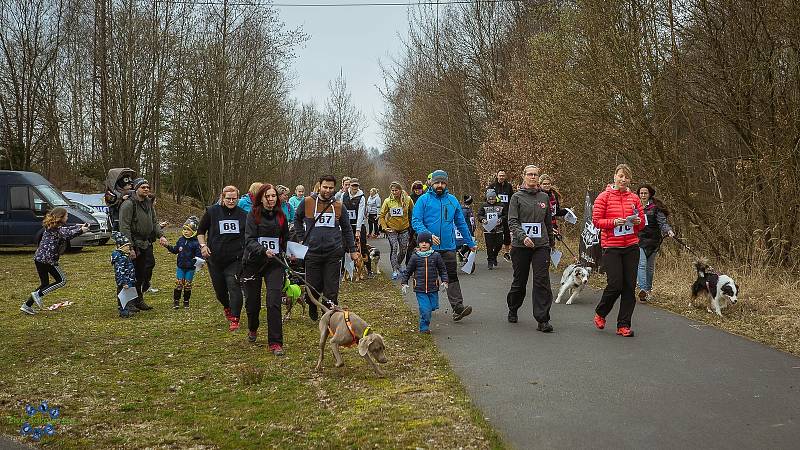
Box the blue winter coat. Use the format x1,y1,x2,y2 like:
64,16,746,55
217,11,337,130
401,251,448,293
111,250,136,287
411,188,476,251
238,194,254,213
166,236,203,269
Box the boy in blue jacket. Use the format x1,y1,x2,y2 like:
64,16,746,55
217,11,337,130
111,232,137,318
401,231,448,333
166,217,203,309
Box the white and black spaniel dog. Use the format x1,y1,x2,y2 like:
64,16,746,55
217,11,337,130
690,258,739,317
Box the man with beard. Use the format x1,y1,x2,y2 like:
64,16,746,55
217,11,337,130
295,175,358,320
412,170,476,321
488,169,518,263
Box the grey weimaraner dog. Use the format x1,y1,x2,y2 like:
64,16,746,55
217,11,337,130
306,289,388,376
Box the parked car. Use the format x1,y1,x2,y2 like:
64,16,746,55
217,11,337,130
68,199,112,245
0,170,103,250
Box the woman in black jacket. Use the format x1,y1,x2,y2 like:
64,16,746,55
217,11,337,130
242,184,289,356
636,184,674,302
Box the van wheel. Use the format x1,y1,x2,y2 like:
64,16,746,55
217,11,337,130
66,242,83,253
99,238,110,245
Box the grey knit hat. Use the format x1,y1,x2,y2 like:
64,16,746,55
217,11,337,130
486,189,497,201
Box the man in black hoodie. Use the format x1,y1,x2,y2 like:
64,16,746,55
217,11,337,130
198,185,248,331
487,169,517,262
295,175,358,320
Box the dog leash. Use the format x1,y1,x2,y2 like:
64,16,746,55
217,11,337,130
555,232,580,263
274,255,335,310
672,236,719,274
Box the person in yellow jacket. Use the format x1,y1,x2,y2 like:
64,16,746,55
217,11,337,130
379,181,414,279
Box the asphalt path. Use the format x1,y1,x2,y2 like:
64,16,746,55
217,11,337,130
371,238,800,449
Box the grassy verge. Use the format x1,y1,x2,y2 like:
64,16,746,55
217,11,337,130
0,234,504,449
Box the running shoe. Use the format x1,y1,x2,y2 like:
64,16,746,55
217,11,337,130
31,291,43,308
247,330,257,343
593,314,606,330
616,327,635,337
20,304,36,315
229,318,240,332
269,343,285,356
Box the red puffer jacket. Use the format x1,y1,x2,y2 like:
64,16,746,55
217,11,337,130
592,185,646,248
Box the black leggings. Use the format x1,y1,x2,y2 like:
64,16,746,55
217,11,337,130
134,246,156,301
243,261,284,344
596,245,639,328
209,259,244,317
484,232,504,263
368,214,379,235
26,261,66,306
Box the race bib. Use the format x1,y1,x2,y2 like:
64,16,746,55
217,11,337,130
487,212,498,221
613,224,634,237
316,212,335,227
348,209,357,220
454,228,463,239
390,207,403,217
258,237,279,251
522,222,542,238
498,194,509,203
470,216,475,226
219,220,240,234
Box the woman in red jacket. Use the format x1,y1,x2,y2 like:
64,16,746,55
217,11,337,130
592,164,645,337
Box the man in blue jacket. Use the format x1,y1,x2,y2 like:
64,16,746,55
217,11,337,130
412,170,476,321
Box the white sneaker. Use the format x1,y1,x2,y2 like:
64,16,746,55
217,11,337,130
147,287,159,294
20,304,36,315
31,291,43,308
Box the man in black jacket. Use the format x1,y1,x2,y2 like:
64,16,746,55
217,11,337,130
488,169,528,262
295,175,358,320
198,185,248,331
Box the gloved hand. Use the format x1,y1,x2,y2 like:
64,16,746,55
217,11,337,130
401,285,408,295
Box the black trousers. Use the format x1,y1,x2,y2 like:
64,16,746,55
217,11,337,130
133,245,156,301
368,214,379,235
26,261,66,306
507,246,553,323
596,245,639,328
405,231,417,266
208,259,244,317
243,261,284,344
484,232,503,264
305,252,343,319
436,250,466,312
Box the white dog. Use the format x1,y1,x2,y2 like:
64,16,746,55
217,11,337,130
690,259,739,317
555,264,592,305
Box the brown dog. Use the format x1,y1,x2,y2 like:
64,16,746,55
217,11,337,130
307,289,387,376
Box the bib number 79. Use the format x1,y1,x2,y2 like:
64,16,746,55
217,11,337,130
522,222,541,238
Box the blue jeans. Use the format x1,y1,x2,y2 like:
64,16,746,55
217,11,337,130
637,247,657,292
415,291,440,331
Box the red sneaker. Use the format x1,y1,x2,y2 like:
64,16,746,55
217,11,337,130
247,330,257,343
593,314,606,330
269,343,285,356
229,318,240,332
616,327,635,337
223,307,233,322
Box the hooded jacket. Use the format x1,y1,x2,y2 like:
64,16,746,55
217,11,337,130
592,184,646,248
411,188,476,251
238,194,255,213
638,200,672,256
111,250,136,286
379,193,413,232
119,195,164,249
104,168,136,229
507,187,554,248
342,189,366,230
402,251,448,293
477,201,506,234
167,236,203,269
366,194,381,215
35,225,85,265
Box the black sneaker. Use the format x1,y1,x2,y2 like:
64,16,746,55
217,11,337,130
452,305,473,321
487,262,493,270
503,252,511,263
127,303,140,313
183,301,189,309
507,311,518,323
119,309,132,318
173,301,180,310
537,321,554,333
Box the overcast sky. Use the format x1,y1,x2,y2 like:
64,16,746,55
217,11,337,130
279,3,411,151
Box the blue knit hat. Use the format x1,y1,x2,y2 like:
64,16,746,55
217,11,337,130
431,170,448,184
417,231,433,244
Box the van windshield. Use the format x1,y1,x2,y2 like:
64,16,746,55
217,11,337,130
36,185,70,207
